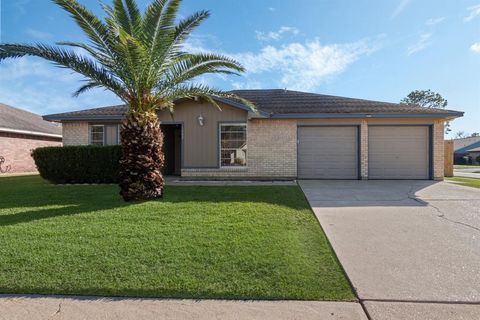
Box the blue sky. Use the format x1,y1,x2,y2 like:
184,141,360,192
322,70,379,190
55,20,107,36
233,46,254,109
1,0,479,136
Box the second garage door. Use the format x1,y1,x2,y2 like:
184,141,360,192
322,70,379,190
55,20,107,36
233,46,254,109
298,126,358,179
368,126,430,179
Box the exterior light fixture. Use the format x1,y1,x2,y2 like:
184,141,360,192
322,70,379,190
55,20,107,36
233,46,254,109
197,115,204,126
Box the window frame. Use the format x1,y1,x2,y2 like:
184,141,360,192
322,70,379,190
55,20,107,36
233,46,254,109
89,124,105,146
219,122,247,168
88,124,121,146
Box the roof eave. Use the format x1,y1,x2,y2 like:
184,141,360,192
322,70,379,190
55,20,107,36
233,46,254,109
43,115,125,122
0,127,62,138
251,111,464,119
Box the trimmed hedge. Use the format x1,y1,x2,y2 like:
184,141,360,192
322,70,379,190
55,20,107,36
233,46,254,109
32,145,122,184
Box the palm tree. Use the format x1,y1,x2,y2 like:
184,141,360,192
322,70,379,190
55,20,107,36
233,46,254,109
0,0,254,201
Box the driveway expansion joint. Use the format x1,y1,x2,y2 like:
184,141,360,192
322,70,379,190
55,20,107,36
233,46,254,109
407,187,480,233
360,298,480,305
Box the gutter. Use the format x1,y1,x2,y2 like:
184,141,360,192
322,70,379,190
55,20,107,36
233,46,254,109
0,127,62,138
43,115,125,122
249,111,465,119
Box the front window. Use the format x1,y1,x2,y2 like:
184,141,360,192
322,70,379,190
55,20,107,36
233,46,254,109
220,124,247,167
89,124,119,146
90,125,104,145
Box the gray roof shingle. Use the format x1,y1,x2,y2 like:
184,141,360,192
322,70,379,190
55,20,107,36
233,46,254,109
43,89,463,121
230,89,461,115
0,103,62,136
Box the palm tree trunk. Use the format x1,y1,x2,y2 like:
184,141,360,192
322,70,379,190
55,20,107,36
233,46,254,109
119,110,164,201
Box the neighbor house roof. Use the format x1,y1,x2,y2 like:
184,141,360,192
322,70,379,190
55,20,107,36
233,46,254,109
43,89,463,121
453,136,480,152
456,140,480,154
0,103,62,138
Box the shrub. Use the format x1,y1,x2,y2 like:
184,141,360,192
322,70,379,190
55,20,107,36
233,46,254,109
32,145,122,184
476,155,480,165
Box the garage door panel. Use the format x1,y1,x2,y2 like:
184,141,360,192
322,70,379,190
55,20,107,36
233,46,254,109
298,126,358,179
368,126,429,180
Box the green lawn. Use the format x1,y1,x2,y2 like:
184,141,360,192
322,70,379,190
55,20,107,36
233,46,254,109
454,165,480,169
0,175,353,301
446,177,480,189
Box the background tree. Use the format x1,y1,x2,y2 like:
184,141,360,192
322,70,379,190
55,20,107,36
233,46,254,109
400,89,451,134
454,131,467,139
0,0,254,201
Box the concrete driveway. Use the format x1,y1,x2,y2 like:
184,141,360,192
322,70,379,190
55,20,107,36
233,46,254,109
299,180,480,319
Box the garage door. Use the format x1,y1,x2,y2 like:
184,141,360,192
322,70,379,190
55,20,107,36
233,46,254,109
298,126,358,179
368,126,430,179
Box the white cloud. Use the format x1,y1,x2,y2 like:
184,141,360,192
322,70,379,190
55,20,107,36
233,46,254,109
26,28,53,40
185,34,380,91
425,17,446,26
268,7,275,12
0,58,120,115
471,42,480,53
407,33,432,55
464,4,480,22
391,0,411,19
255,27,299,41
232,39,376,91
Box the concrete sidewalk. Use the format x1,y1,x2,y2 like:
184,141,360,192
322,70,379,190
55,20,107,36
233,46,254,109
454,170,480,179
0,295,367,320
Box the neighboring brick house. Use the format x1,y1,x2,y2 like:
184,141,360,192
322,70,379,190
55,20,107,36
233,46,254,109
453,136,480,164
43,89,463,180
0,103,62,173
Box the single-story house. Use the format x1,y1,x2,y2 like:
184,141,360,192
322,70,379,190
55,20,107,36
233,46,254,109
43,89,463,180
0,103,62,173
453,136,480,164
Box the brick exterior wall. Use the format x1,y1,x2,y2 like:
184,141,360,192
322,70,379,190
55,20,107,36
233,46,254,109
63,122,88,145
432,120,445,180
247,119,297,177
0,132,61,173
181,119,297,179
62,118,445,180
360,120,368,180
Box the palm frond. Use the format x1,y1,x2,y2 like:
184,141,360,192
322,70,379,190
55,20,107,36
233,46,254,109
159,53,244,87
72,81,103,97
143,0,180,53
173,10,210,45
124,0,142,28
57,41,114,67
0,43,125,98
0,0,254,113
53,0,114,56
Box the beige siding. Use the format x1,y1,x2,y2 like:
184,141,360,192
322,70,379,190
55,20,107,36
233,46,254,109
158,101,247,168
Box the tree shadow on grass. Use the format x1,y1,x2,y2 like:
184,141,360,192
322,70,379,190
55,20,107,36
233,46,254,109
0,175,308,227
0,201,133,227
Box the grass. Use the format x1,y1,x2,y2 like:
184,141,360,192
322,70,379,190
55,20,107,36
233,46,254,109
446,176,480,189
454,165,480,169
0,175,353,301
